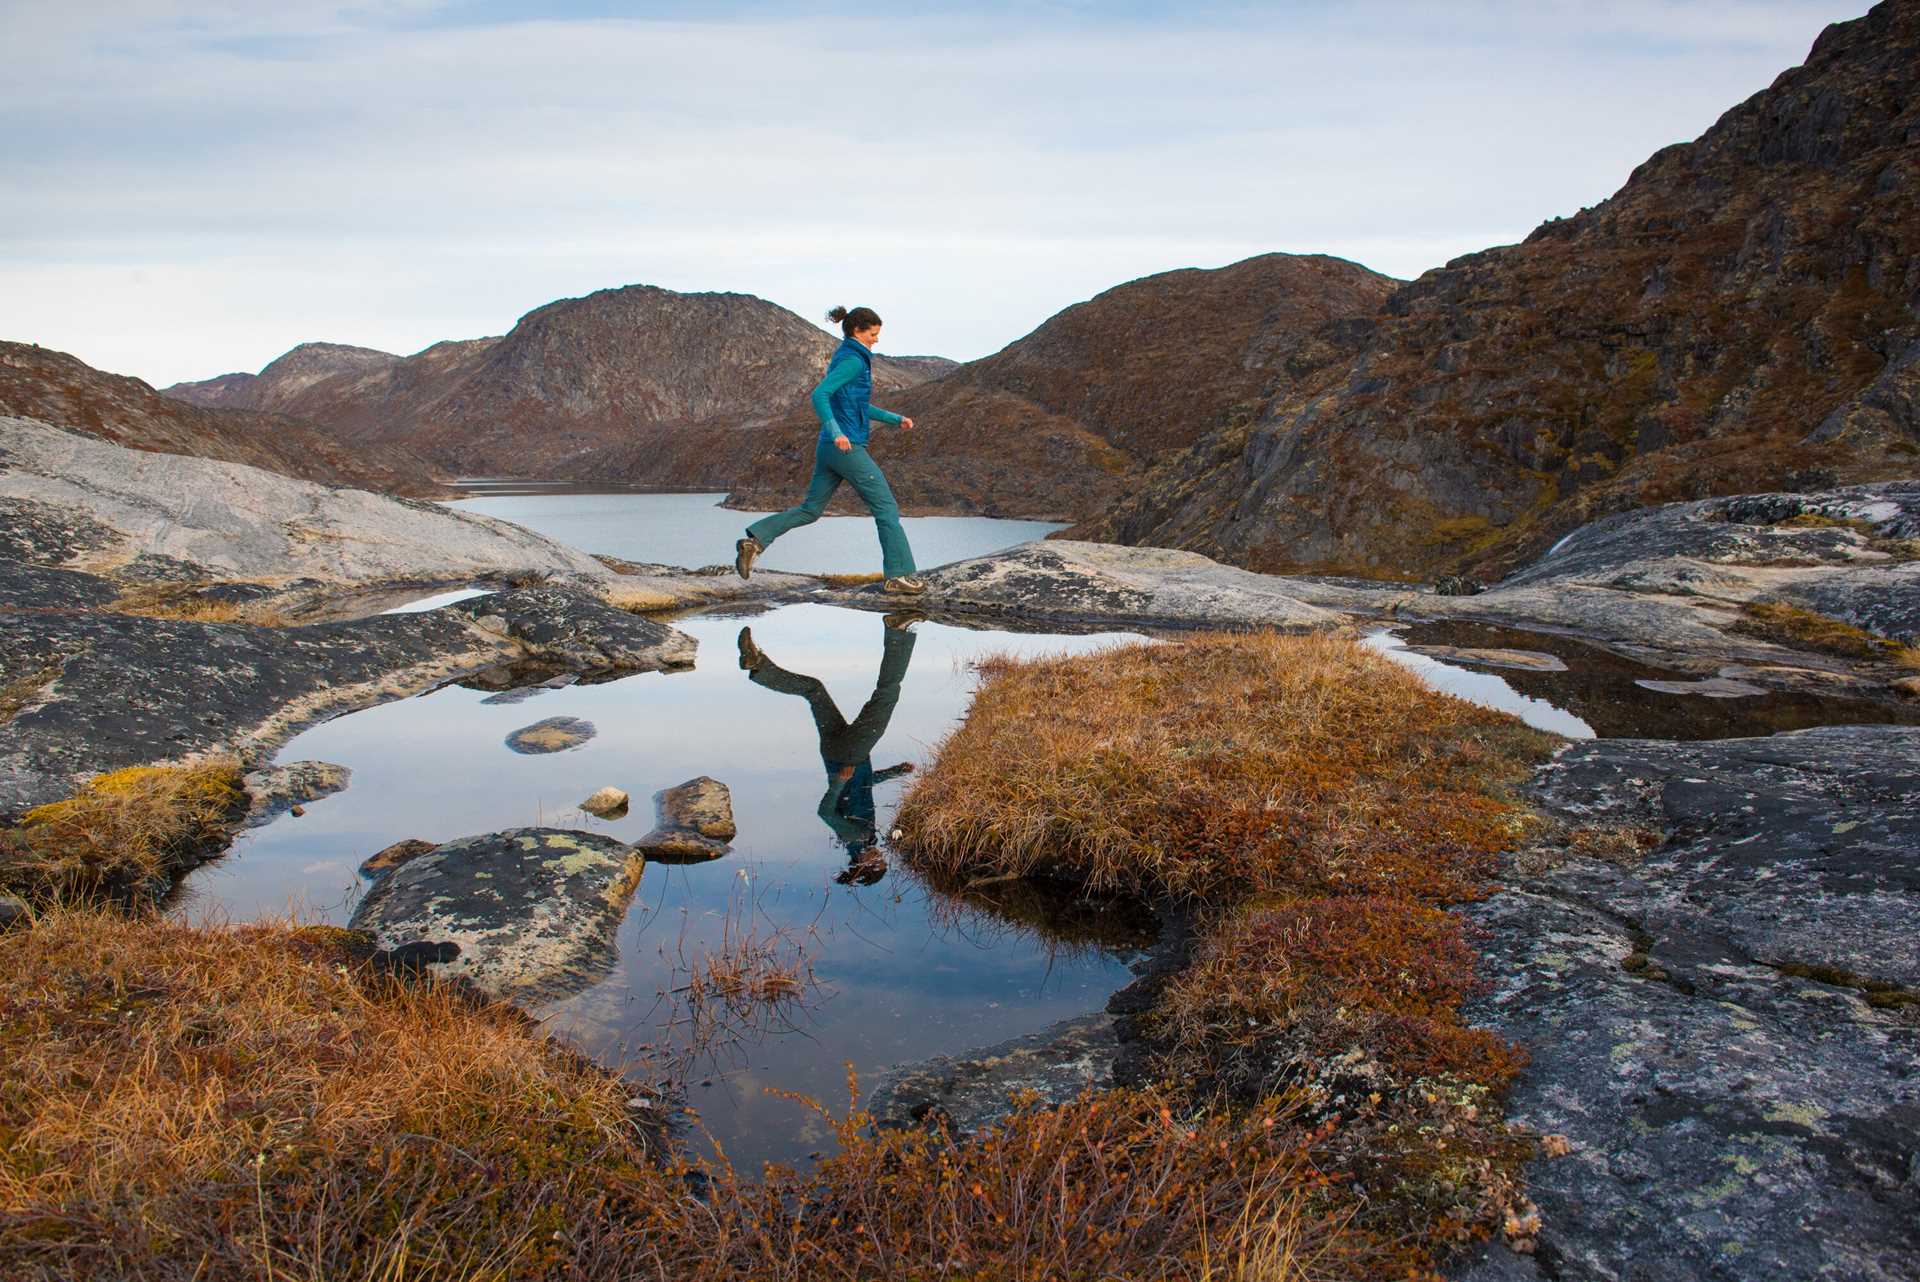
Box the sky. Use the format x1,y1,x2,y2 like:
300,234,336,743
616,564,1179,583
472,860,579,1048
0,0,1873,387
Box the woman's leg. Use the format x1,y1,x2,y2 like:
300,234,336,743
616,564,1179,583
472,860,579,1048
745,441,842,549
831,446,916,578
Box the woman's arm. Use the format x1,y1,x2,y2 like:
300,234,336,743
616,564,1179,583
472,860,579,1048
811,358,861,440
867,405,903,425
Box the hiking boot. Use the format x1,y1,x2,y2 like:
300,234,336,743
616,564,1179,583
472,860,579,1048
881,574,927,597
736,626,767,671
734,535,763,580
882,609,927,631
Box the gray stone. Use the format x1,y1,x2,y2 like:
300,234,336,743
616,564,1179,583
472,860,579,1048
241,760,351,828
358,838,440,880
349,827,646,1003
1465,725,1920,1281
1404,645,1568,672
505,716,596,755
1631,677,1766,698
634,776,735,863
0,892,26,930
579,787,630,820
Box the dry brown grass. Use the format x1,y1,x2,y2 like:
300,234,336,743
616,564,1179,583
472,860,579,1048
1736,600,1920,667
816,570,885,587
0,909,656,1281
894,631,1555,902
0,762,244,906
108,583,291,626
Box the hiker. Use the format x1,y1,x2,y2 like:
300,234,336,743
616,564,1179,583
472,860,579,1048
737,616,920,885
734,305,925,595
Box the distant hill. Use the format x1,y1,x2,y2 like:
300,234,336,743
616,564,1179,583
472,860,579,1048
0,342,448,498
167,289,957,485
726,253,1400,519
1078,0,1920,578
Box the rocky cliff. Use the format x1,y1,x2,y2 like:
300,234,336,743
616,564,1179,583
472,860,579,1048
1080,0,1920,577
727,254,1397,519
0,342,446,497
167,288,955,484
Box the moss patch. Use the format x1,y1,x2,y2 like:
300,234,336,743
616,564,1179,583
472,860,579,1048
1735,601,1920,668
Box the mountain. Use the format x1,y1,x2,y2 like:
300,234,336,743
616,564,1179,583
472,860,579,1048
1077,0,1920,578
168,289,957,484
725,253,1399,519
0,342,448,498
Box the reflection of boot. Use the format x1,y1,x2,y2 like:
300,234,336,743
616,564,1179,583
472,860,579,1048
737,626,768,671
835,854,888,887
883,609,927,631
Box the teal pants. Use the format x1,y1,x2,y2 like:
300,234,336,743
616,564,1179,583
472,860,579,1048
746,439,916,578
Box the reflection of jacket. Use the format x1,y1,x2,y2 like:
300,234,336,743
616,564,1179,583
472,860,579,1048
748,627,917,854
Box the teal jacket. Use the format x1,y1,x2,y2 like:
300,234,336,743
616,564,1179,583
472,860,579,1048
813,338,903,447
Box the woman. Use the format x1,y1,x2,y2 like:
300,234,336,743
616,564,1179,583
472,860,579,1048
734,305,924,595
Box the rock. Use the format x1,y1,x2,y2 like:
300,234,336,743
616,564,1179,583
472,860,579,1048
1633,677,1766,698
349,827,646,1003
241,760,350,828
0,571,694,817
359,838,440,880
1464,725,1920,1281
634,777,735,863
0,893,26,930
0,415,614,586
895,540,1339,630
479,673,578,705
505,716,596,755
1433,575,1484,596
1895,676,1920,701
869,1012,1120,1136
580,787,630,820
1403,645,1567,673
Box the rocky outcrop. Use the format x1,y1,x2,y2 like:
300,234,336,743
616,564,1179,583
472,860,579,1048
633,777,735,863
1461,725,1920,1281
0,342,444,496
165,287,951,487
729,254,1398,520
0,570,695,816
349,827,647,1003
241,761,351,828
1087,2,1920,578
894,540,1340,630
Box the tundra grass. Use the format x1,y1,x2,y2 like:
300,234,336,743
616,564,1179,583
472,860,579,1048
108,583,290,626
0,761,244,906
893,630,1563,1267
1736,600,1920,668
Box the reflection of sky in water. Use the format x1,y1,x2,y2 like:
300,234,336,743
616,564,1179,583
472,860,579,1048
445,490,1066,576
176,602,1148,1170
1363,632,1597,739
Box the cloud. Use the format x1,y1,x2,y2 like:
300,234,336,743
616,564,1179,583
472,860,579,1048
0,1,1870,384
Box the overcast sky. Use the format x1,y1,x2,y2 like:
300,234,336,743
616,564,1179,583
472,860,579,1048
0,0,1871,387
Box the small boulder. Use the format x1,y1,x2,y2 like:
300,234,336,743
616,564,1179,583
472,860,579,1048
505,716,596,755
1433,575,1486,597
359,838,441,880
1893,675,1920,701
634,776,735,863
580,787,630,820
242,760,351,828
349,828,646,1002
0,893,27,931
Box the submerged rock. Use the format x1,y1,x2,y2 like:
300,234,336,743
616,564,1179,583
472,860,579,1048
580,786,630,820
634,776,735,863
869,1012,1120,1136
1461,724,1920,1282
358,838,440,880
505,716,597,755
1403,645,1567,673
241,760,351,828
349,827,646,1003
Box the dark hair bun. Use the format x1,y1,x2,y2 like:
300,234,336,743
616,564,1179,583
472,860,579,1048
826,306,849,324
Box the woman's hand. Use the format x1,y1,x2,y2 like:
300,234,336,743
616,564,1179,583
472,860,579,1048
900,417,915,431
834,434,852,452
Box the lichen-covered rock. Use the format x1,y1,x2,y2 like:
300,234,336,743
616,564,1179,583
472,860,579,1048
869,1012,1120,1136
358,838,439,880
1459,724,1920,1281
349,827,646,1003
634,777,735,863
900,540,1338,630
241,760,351,828
579,787,630,819
505,716,596,755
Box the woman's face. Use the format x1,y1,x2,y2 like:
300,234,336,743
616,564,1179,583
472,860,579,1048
853,323,881,348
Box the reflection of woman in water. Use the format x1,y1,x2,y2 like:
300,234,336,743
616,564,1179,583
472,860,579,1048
737,616,920,884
